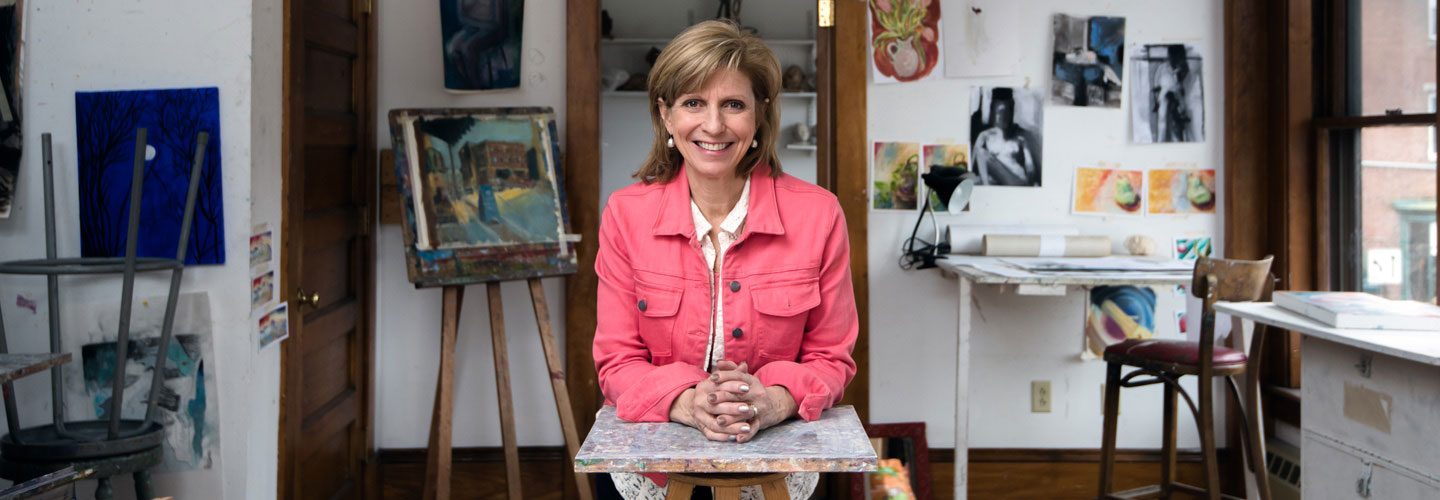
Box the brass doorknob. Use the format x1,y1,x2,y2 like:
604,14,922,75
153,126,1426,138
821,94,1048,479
297,289,320,307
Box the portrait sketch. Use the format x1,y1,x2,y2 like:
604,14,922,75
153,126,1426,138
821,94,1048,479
1132,44,1204,144
968,86,1043,186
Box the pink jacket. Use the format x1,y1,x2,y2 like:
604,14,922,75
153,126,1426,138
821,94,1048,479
593,163,859,424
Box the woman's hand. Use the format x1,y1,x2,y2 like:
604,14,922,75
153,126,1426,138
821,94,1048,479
668,376,757,441
709,361,799,443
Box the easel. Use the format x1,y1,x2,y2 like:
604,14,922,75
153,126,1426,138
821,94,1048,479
422,279,593,500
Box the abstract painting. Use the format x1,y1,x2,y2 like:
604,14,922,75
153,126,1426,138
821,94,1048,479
921,144,970,211
0,0,23,219
1083,285,1156,358
1050,14,1125,107
1174,236,1213,260
969,86,1043,186
251,270,273,311
258,302,289,350
76,87,225,265
69,292,220,471
1073,165,1144,216
869,0,941,83
1132,44,1204,143
389,107,575,287
942,0,1017,78
440,0,523,92
249,227,272,269
872,142,920,210
1147,165,1215,214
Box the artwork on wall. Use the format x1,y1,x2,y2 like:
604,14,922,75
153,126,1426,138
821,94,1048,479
440,0,524,92
1050,14,1125,108
1132,43,1204,143
0,0,23,219
1083,285,1156,359
258,302,289,350
868,0,942,83
942,0,1017,78
872,141,920,210
251,270,274,311
389,107,576,287
249,225,272,269
969,86,1043,186
69,292,220,471
1174,236,1213,260
1147,164,1216,214
75,87,225,265
1073,164,1144,216
922,144,970,211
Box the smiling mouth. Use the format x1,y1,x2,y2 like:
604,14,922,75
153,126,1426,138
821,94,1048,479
695,141,732,152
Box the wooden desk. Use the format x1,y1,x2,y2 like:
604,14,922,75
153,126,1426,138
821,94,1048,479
936,257,1192,500
1215,302,1440,498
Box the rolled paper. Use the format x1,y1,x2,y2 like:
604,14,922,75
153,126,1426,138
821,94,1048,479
946,224,1079,254
981,234,1112,257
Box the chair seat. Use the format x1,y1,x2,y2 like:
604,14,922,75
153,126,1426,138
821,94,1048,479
1104,339,1247,374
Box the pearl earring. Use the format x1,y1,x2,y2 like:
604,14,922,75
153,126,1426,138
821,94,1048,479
751,139,759,148
667,136,675,148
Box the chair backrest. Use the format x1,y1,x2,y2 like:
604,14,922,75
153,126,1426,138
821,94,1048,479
1190,256,1275,308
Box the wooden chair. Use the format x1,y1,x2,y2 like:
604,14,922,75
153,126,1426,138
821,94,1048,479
1096,256,1275,500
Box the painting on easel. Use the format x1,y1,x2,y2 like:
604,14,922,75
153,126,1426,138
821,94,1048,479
389,107,575,287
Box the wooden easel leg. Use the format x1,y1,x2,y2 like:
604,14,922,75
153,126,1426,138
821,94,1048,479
664,479,696,500
528,278,596,500
488,282,524,500
760,477,791,500
424,285,464,500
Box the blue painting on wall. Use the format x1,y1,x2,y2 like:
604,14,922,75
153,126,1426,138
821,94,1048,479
76,87,225,265
439,0,524,91
1050,14,1126,108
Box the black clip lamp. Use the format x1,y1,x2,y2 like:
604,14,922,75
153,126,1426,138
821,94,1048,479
901,165,976,270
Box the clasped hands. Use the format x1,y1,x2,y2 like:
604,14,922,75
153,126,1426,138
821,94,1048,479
669,360,798,443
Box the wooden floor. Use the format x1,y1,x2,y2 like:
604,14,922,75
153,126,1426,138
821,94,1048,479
378,447,1233,500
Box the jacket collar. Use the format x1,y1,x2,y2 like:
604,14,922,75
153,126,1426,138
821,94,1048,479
653,162,784,238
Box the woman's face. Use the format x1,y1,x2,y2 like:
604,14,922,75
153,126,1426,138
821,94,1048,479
659,68,759,180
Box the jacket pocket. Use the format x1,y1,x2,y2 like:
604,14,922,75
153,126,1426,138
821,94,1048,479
634,279,682,358
751,278,822,360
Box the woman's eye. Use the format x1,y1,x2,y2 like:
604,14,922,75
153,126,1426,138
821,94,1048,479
724,101,746,110
683,99,701,108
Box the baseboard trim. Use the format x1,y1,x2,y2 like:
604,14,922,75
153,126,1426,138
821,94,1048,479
377,446,1231,465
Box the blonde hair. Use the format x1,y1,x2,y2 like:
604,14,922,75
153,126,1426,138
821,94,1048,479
635,19,783,184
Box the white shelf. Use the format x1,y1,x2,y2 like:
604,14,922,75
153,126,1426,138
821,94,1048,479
785,143,817,151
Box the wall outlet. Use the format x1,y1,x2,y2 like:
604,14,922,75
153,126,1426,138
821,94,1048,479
1031,380,1051,413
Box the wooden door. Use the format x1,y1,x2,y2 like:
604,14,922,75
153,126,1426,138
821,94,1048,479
280,0,377,498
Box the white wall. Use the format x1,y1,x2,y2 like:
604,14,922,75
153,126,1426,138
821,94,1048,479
373,0,572,448
867,0,1226,449
0,1,272,499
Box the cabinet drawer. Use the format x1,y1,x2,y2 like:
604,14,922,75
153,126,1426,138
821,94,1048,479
1301,337,1440,473
1303,432,1440,499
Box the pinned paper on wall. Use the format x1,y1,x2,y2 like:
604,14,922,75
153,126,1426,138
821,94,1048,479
969,86,1044,186
1082,285,1157,359
249,224,272,269
872,142,921,210
1174,236,1213,260
0,0,23,219
1050,14,1125,108
1132,44,1205,144
1148,165,1216,214
869,0,942,83
258,302,289,350
440,0,524,92
1072,164,1144,216
922,144,971,211
251,269,274,312
1174,310,1189,337
941,0,1018,78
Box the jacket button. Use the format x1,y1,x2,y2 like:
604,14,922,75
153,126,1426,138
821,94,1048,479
729,280,740,292
638,299,647,312
731,328,743,339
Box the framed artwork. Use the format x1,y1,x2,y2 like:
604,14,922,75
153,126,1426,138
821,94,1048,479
850,422,931,500
0,0,23,219
388,107,576,287
440,0,523,92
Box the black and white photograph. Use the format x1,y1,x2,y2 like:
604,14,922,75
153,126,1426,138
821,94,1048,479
1051,14,1125,108
969,86,1044,186
1132,43,1204,143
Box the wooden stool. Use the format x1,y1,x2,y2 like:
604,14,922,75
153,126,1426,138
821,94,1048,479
665,472,789,500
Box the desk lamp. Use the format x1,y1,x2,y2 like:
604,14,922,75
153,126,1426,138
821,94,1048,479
901,165,976,269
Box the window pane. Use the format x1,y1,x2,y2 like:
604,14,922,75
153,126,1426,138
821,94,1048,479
1354,0,1437,115
1360,125,1437,302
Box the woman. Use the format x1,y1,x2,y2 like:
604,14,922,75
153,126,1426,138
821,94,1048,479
593,20,859,500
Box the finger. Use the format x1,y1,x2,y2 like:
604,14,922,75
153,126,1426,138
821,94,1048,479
716,380,758,397
712,360,739,372
711,418,752,436
701,427,736,442
708,390,745,405
711,369,759,386
711,402,755,418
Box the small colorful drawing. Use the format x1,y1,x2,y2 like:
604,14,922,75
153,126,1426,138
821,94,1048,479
869,0,942,83
258,302,289,350
1051,14,1126,108
1084,285,1157,358
1175,310,1188,336
249,228,272,269
1174,236,1213,260
251,270,274,311
872,142,921,210
1148,166,1215,214
922,144,970,211
1072,164,1144,215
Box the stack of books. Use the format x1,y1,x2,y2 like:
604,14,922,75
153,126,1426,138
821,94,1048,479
1273,291,1440,330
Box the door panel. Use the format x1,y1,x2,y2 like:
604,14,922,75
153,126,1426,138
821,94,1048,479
283,0,374,498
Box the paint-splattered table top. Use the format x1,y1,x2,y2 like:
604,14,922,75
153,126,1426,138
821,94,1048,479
574,405,877,473
0,353,70,384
